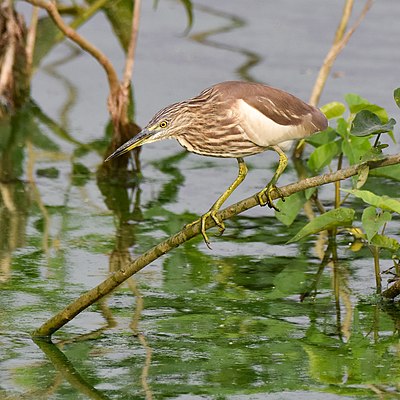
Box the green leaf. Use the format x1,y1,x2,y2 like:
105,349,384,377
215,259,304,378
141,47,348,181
345,93,370,112
321,102,346,119
345,93,388,122
394,88,400,109
344,189,400,214
369,164,400,181
335,117,349,138
275,192,307,226
370,234,399,251
361,206,391,241
359,146,386,163
350,110,396,137
306,127,337,147
307,140,342,172
94,0,135,52
355,164,369,189
288,208,355,243
33,17,61,68
341,135,371,165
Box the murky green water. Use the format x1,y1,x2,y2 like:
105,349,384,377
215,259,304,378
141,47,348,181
1,1,400,399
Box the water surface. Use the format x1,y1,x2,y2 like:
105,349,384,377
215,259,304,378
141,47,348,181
1,1,400,399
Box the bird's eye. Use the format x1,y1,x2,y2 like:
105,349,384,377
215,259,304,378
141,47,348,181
159,121,168,128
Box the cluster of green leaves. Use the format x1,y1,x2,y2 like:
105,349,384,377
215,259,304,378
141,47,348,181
279,89,400,261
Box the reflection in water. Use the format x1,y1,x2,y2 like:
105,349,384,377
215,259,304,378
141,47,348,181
0,181,30,282
2,119,400,397
0,47,89,283
190,4,262,82
33,338,111,400
97,161,142,273
1,2,400,399
129,278,154,400
41,44,81,132
0,110,33,282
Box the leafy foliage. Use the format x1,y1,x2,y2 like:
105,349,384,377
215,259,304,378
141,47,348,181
281,88,400,272
288,208,355,243
351,110,396,137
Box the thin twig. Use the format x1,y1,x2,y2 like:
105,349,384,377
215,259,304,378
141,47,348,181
294,0,373,160
333,0,354,46
113,0,142,127
0,0,17,94
32,152,400,337
309,0,373,107
26,5,39,76
123,0,141,89
69,0,110,30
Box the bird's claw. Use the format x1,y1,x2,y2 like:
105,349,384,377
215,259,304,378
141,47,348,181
257,184,285,211
201,210,225,248
212,211,226,235
185,210,225,249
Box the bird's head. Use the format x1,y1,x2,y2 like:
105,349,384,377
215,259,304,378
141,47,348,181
105,101,192,162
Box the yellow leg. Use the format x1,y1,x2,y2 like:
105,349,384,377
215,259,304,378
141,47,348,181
257,145,288,211
195,157,248,248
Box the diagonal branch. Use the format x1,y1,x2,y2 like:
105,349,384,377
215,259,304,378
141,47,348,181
309,0,373,107
333,0,354,43
32,152,400,338
294,0,373,160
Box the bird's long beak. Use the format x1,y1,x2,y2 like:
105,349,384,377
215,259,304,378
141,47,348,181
105,128,153,162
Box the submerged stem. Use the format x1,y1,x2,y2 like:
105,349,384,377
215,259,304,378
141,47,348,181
371,246,382,294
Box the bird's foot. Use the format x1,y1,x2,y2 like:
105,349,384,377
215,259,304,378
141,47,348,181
200,209,225,249
257,184,285,211
186,210,225,249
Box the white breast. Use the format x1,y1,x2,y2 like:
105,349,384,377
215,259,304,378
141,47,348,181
234,99,310,147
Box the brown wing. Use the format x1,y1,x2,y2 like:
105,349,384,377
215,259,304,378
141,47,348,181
213,81,327,131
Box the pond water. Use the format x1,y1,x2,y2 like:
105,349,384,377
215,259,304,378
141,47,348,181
1,0,400,399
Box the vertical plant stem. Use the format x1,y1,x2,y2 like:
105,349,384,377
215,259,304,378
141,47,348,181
309,0,373,107
332,153,343,321
331,234,342,337
373,306,379,342
128,279,153,400
69,0,110,30
26,5,39,76
333,0,354,44
372,246,382,293
335,153,343,208
294,0,373,160
0,0,16,95
114,0,142,127
123,0,141,88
